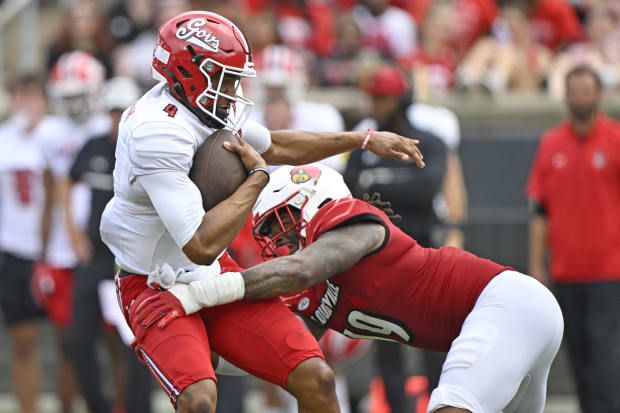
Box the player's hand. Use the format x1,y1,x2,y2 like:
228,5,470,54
223,134,268,172
134,291,186,329
367,131,425,167
69,228,93,265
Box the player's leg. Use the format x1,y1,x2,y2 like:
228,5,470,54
579,281,620,413
119,274,218,412
427,271,563,413
203,298,339,413
44,267,78,413
9,322,40,413
0,252,46,413
68,263,113,413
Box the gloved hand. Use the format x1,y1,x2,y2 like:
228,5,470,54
134,290,187,329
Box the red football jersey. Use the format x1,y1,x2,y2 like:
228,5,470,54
282,198,510,352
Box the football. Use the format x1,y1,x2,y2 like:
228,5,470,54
189,129,247,211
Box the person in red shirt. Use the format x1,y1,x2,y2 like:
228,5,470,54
526,0,583,51
138,163,564,413
527,64,620,413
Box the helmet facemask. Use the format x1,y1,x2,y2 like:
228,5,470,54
253,192,309,259
196,57,255,132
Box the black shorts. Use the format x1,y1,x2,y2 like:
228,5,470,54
0,252,46,327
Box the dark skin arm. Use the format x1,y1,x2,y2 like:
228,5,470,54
241,222,386,299
262,130,425,168
183,136,268,265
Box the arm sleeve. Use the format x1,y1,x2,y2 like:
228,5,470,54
240,119,271,154
136,171,205,248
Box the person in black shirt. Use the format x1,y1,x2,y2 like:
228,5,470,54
64,77,153,413
345,65,466,412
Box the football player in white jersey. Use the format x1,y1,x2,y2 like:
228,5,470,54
33,51,110,412
0,74,54,413
102,10,424,413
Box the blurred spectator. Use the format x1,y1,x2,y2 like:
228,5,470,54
458,1,552,93
113,0,192,88
249,45,347,171
0,73,53,413
407,0,499,58
242,0,337,55
63,77,153,413
353,0,417,59
527,64,620,413
107,0,155,46
315,15,381,87
525,0,584,51
399,0,459,100
46,0,115,75
243,11,280,55
34,51,111,413
345,65,467,411
548,2,620,99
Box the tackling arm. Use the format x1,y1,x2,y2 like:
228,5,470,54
134,222,386,328
242,222,385,299
262,130,425,167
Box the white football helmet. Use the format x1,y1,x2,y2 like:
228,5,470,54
250,44,308,105
48,51,106,123
252,163,352,258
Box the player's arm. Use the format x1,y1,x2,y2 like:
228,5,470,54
441,151,467,248
241,222,385,299
59,174,93,264
40,169,54,257
138,135,269,266
262,130,425,168
528,201,549,284
134,221,386,328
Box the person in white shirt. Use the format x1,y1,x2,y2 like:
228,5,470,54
102,10,424,413
249,44,348,173
0,74,54,413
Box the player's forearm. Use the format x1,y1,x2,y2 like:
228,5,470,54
263,130,364,165
528,214,548,273
40,169,54,255
241,255,316,299
185,173,268,264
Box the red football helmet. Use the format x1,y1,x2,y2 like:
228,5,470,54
152,11,256,130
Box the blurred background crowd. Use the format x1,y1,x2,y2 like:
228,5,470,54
1,0,620,412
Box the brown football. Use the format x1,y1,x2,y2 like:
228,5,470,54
189,129,247,211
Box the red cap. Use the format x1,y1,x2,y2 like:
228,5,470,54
367,66,407,97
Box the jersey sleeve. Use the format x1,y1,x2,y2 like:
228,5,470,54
306,198,390,247
240,119,271,154
128,121,196,177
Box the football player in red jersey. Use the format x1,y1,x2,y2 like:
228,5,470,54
137,163,564,413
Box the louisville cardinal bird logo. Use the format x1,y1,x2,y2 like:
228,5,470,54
290,166,322,184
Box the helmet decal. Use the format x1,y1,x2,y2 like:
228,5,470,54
290,165,322,185
175,18,220,53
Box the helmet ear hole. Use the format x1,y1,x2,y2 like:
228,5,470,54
317,198,332,209
177,66,193,78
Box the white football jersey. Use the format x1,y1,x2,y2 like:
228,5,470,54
0,116,54,259
100,83,271,275
38,114,110,268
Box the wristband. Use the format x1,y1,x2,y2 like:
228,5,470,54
361,129,373,150
248,167,270,182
